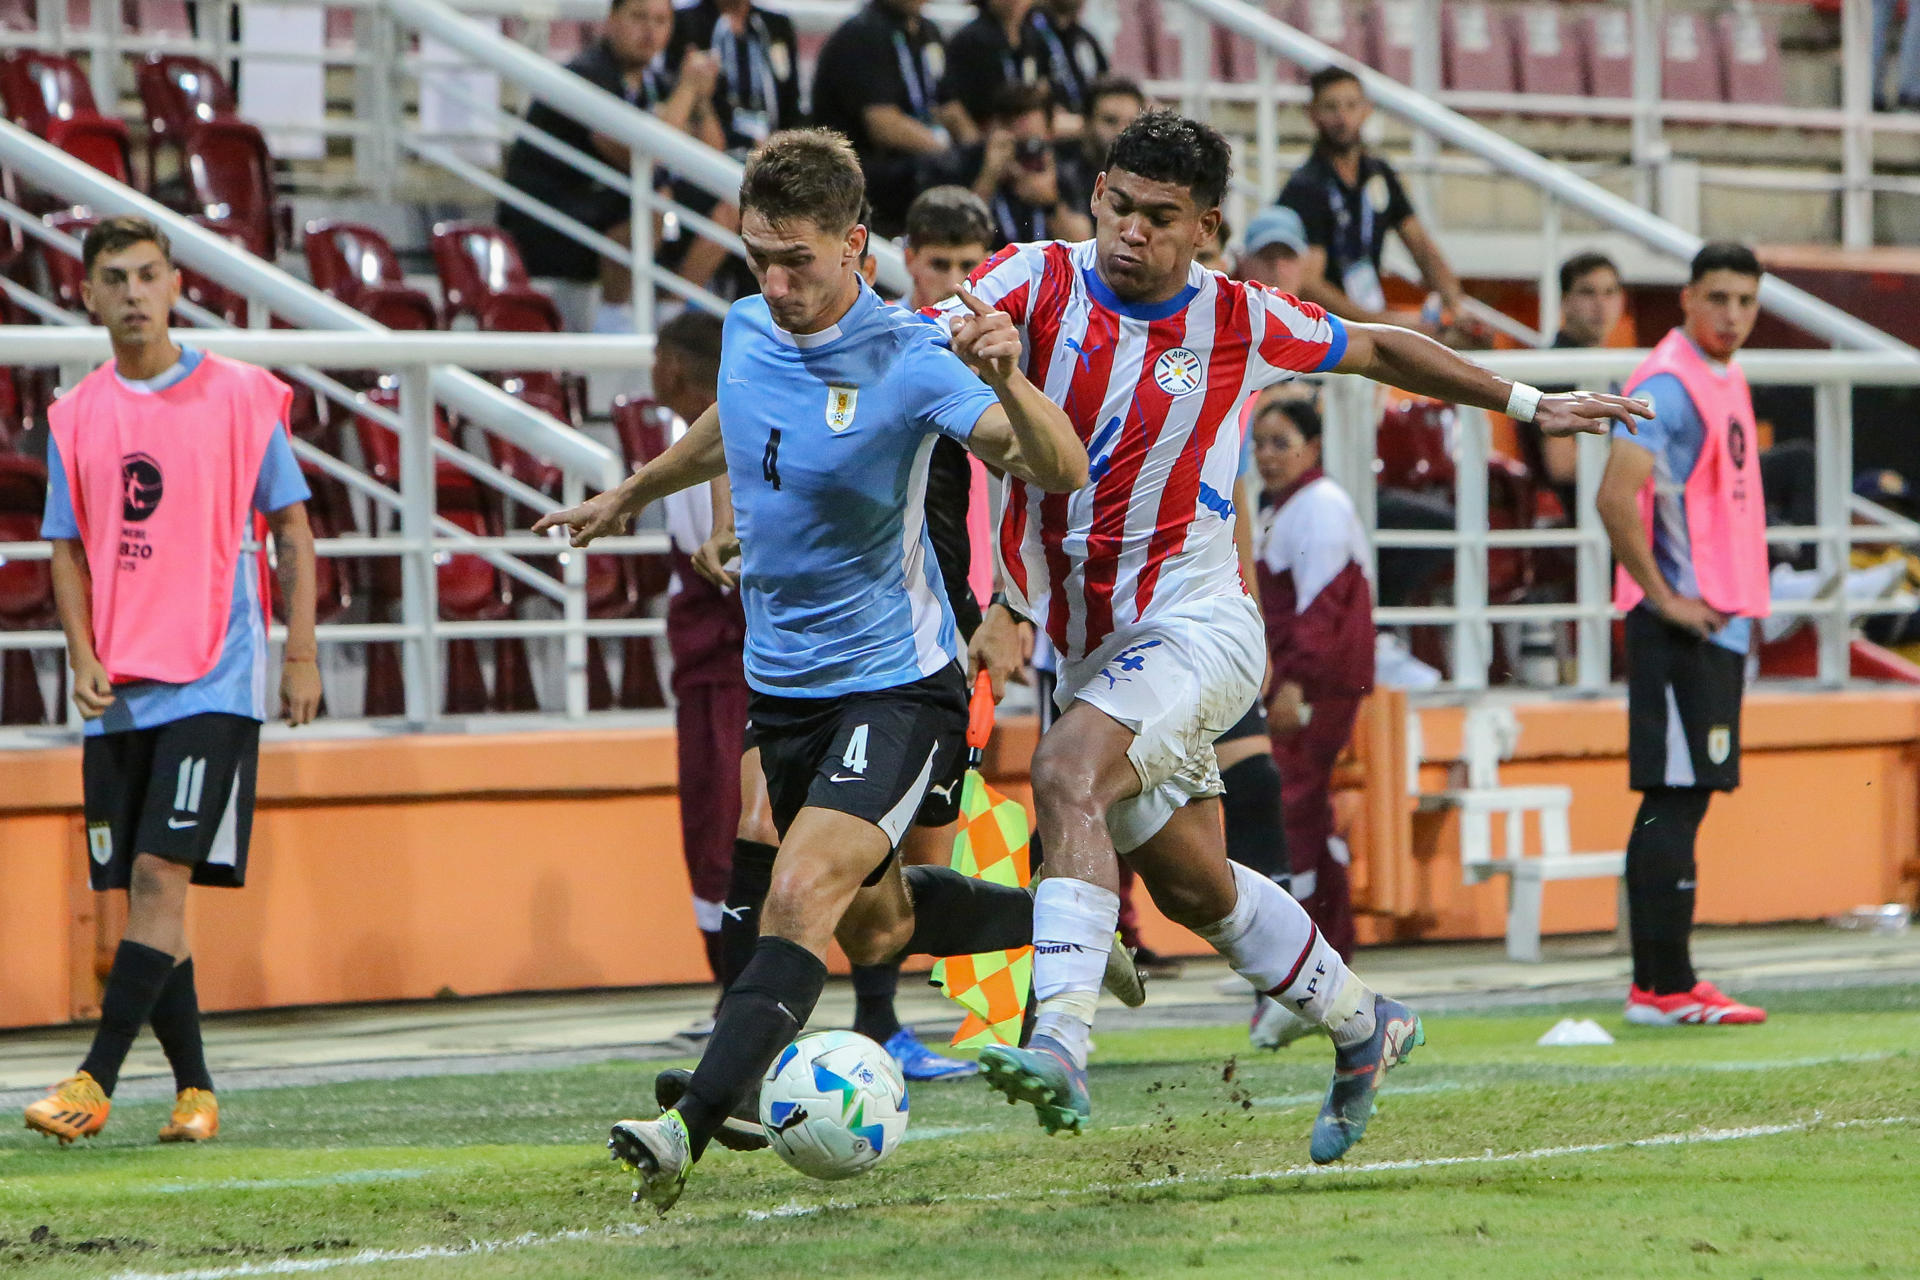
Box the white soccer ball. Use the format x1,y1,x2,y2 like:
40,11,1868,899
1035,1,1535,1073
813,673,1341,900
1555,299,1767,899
758,1029,909,1181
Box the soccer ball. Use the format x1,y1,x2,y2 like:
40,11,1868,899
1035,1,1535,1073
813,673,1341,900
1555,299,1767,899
758,1030,909,1181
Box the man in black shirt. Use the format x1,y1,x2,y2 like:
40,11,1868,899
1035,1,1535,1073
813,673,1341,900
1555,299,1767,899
1027,0,1108,130
942,0,1049,135
812,0,975,235
1277,67,1465,337
1521,250,1627,514
967,82,1085,244
1053,74,1141,229
666,0,802,155
498,0,731,329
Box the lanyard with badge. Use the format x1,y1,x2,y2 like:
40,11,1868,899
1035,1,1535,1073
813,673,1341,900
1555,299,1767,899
1030,11,1081,111
994,193,1043,245
1325,164,1387,312
712,13,781,143
892,28,935,122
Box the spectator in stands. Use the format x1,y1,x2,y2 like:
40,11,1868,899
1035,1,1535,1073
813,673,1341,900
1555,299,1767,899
1873,0,1920,111
667,0,803,154
943,0,1049,136
657,311,743,984
1522,250,1627,515
1054,74,1143,226
1027,0,1109,132
812,0,976,235
499,0,736,333
1278,67,1466,338
1249,394,1373,966
1232,204,1309,296
967,83,1088,244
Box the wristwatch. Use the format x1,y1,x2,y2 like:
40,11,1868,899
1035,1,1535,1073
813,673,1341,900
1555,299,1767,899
989,591,1032,627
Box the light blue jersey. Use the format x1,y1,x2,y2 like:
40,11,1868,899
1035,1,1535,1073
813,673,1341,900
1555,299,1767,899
718,282,998,697
1613,353,1751,655
41,347,311,735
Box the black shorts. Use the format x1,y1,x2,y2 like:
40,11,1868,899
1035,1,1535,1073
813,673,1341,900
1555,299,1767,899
1217,699,1270,744
82,712,260,890
748,663,969,885
1626,607,1745,792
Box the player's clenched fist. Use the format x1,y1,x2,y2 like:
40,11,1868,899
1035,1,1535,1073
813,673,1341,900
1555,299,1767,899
950,285,1021,387
533,489,631,548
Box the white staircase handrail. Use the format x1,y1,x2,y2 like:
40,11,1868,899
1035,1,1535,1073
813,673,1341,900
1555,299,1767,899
385,0,912,296
1168,0,1912,356
0,119,625,490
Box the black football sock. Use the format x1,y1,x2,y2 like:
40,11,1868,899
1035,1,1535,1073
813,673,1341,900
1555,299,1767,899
901,865,1033,957
79,940,176,1096
148,957,214,1094
678,936,826,1161
1221,752,1290,890
850,962,903,1043
1625,787,1711,995
719,839,778,991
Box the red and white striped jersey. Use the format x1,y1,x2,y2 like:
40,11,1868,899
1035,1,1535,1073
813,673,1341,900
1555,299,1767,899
929,239,1348,662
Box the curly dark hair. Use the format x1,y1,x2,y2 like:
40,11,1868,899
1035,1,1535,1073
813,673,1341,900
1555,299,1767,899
1104,109,1232,211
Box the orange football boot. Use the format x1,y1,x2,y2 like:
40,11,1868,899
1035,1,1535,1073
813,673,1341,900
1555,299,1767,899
158,1088,219,1142
23,1072,111,1144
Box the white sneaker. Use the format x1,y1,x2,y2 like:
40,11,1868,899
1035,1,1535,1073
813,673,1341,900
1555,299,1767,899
1250,996,1321,1051
609,1112,691,1212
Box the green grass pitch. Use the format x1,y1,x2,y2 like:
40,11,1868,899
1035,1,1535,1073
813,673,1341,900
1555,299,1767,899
3,984,1917,1279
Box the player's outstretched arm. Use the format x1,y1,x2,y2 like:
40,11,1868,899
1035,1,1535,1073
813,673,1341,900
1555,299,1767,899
950,287,1090,493
1333,321,1653,438
533,402,727,548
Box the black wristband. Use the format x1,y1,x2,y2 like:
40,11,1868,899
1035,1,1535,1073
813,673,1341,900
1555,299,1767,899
989,591,1032,627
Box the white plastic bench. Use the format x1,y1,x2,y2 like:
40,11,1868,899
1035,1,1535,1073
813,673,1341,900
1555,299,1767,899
1425,706,1625,963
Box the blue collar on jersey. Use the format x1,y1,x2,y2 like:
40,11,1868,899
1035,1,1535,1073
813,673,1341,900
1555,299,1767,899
1081,265,1199,322
112,344,204,394
767,278,881,349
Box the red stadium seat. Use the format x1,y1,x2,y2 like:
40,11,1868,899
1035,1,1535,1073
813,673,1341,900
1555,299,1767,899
1716,5,1784,107
1365,0,1415,84
0,367,23,453
1511,4,1581,98
182,216,255,325
1442,1,1517,94
181,118,282,258
47,115,132,184
1375,397,1456,491
1659,10,1721,104
303,220,441,330
40,208,93,311
1294,0,1374,72
137,53,238,184
0,50,100,135
1218,1,1302,84
0,452,57,724
0,1,35,32
1577,6,1633,98
428,221,566,331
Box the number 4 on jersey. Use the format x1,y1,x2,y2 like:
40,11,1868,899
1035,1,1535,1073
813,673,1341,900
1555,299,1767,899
842,724,869,775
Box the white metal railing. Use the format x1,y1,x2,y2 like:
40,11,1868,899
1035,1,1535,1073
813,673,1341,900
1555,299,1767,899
0,327,670,738
1314,346,1920,694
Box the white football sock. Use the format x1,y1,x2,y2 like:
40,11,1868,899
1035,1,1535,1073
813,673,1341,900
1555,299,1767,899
1029,877,1118,1069
1194,861,1377,1047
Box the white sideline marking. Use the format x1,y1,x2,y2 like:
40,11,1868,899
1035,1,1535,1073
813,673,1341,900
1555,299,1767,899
109,1226,649,1280
109,1116,1916,1280
152,1170,429,1195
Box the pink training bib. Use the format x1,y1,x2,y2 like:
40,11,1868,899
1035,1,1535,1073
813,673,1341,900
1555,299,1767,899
48,352,291,685
1613,328,1770,619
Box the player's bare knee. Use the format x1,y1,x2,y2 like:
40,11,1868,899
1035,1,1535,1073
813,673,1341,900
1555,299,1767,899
1030,738,1108,820
128,852,189,907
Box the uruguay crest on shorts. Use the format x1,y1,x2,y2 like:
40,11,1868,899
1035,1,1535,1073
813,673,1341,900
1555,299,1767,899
825,383,858,433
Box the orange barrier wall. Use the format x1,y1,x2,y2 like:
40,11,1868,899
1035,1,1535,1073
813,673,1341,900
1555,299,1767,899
2,689,1916,1029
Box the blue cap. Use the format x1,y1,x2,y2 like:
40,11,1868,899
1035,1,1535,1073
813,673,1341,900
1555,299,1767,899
1855,468,1913,503
1243,205,1309,257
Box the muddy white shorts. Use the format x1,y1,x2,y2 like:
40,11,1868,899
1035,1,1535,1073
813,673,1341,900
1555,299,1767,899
1055,592,1266,854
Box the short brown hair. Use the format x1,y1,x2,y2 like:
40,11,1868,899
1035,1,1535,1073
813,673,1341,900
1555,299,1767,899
82,215,172,275
738,129,866,235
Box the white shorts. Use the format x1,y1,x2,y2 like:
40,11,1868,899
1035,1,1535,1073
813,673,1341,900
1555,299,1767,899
1055,592,1266,854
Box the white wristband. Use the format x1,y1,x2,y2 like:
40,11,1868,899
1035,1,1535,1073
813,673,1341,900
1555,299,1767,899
1505,382,1543,423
